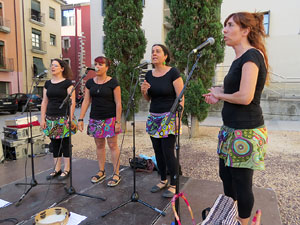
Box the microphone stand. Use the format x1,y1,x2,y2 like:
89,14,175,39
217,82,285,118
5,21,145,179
15,76,64,206
59,69,106,201
101,70,166,217
165,51,203,225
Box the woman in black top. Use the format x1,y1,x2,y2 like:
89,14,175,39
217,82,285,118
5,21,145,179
203,12,269,225
78,56,122,187
41,59,76,181
141,44,184,198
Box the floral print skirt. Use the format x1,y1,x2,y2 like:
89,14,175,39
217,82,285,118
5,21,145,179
87,117,121,138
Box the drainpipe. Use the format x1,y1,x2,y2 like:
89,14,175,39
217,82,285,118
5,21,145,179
13,0,20,92
21,0,28,93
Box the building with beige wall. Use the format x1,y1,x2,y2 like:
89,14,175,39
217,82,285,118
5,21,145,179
90,0,170,63
21,0,66,96
0,0,23,95
218,0,300,98
90,0,300,98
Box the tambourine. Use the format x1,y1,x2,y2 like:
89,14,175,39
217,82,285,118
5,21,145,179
171,192,196,225
35,207,70,225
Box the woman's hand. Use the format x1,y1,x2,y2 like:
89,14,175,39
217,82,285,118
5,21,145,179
203,92,219,104
209,86,224,99
114,123,121,133
141,80,151,96
78,121,84,132
40,120,46,129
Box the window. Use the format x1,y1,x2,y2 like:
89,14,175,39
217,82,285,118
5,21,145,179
31,0,41,22
50,34,56,46
63,58,70,66
142,0,145,7
0,41,4,68
49,7,55,19
263,11,270,35
0,3,3,26
62,9,75,26
32,28,41,49
62,38,70,49
33,57,46,77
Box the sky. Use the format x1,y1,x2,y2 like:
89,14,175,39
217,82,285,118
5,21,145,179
66,0,90,4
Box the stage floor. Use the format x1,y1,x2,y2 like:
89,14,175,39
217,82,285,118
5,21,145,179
0,155,281,225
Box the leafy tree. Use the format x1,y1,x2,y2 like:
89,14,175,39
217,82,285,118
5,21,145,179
166,0,224,137
103,0,146,121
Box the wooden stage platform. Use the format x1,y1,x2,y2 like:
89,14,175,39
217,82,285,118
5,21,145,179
0,155,281,224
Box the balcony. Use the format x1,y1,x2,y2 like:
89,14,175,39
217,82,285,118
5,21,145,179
0,17,11,33
29,9,45,26
31,40,47,54
0,57,14,72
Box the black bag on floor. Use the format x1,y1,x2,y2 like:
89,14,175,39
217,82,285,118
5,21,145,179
129,157,147,170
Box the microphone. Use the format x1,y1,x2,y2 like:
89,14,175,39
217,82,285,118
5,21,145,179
36,70,48,79
191,37,215,54
83,66,99,72
135,60,150,69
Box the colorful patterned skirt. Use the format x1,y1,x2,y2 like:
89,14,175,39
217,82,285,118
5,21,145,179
43,116,78,139
217,125,268,170
87,117,121,138
146,112,179,138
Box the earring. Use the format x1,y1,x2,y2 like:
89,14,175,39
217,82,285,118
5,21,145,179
163,61,166,65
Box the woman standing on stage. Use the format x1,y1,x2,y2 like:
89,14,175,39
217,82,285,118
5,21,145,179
203,12,269,225
41,58,76,181
141,44,184,198
78,56,122,187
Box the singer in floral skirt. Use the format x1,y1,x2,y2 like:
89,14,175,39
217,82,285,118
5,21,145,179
141,44,184,198
41,58,76,181
78,56,122,187
203,12,269,225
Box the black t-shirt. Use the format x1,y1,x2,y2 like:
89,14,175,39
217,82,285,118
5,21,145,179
86,77,119,120
222,48,267,129
145,67,180,113
45,79,73,117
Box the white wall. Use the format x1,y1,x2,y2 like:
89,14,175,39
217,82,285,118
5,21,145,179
221,0,300,79
90,0,105,60
141,1,165,61
90,0,165,63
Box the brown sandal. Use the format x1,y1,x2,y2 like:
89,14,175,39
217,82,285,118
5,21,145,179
91,170,106,184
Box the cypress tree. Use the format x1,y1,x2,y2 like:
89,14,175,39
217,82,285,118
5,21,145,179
103,0,146,121
166,0,224,137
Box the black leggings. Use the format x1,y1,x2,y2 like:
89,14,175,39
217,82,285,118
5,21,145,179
150,135,177,186
50,137,70,158
219,159,254,218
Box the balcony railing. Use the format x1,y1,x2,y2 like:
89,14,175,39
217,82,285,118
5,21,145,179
0,16,11,33
31,40,47,54
29,9,45,26
0,57,14,71
214,65,300,99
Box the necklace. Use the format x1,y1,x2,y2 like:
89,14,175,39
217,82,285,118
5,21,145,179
96,76,107,94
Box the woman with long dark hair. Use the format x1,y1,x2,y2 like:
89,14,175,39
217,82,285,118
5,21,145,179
203,12,269,225
141,44,184,198
41,58,76,181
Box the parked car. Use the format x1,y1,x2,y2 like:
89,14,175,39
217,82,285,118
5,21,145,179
0,94,18,114
10,93,42,111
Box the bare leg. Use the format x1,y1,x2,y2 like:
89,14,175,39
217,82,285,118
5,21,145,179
63,157,70,172
239,217,250,225
54,157,61,172
107,136,120,175
94,138,106,171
